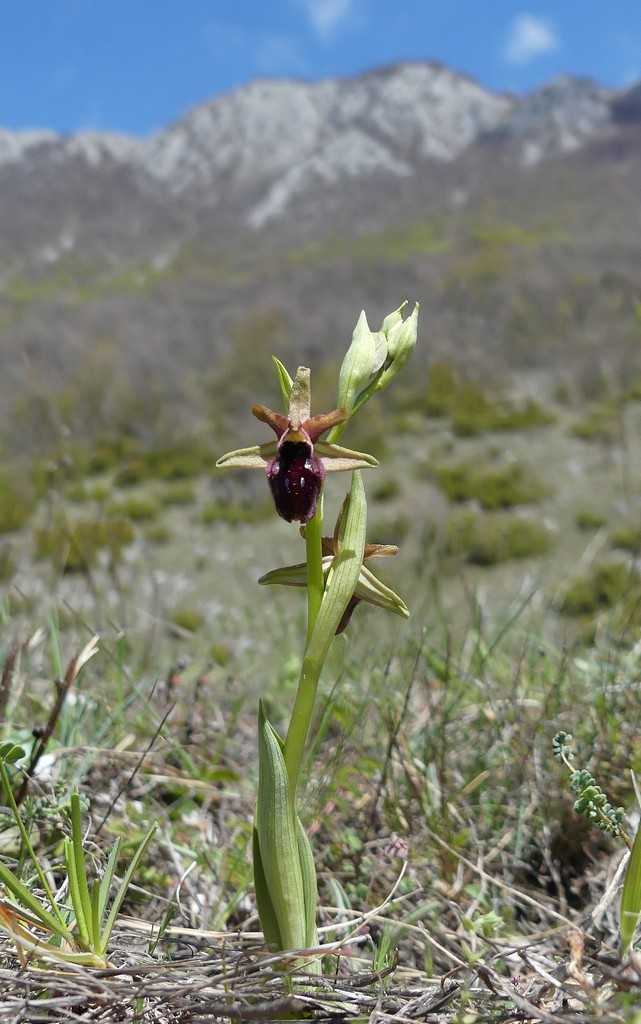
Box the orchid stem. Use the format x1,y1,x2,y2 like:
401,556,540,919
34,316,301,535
304,500,324,648
283,498,326,794
283,654,323,797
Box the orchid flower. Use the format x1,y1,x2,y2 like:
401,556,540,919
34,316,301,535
216,367,377,522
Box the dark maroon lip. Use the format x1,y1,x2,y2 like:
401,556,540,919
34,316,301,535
267,441,326,523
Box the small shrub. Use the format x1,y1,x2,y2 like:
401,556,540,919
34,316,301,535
488,398,555,431
0,473,32,533
0,544,16,582
451,386,554,435
443,510,476,557
571,402,621,443
34,515,134,573
368,514,411,543
171,607,204,633
108,496,160,522
101,517,135,556
113,459,149,488
209,643,232,666
87,483,111,502
424,361,458,417
107,440,213,485
89,446,118,474
610,524,641,553
88,433,147,474
434,461,548,510
467,516,551,565
145,522,172,544
444,510,551,564
450,382,494,436
371,478,401,503
147,442,212,481
64,481,91,503
201,501,272,525
31,444,93,495
553,380,572,405
159,482,197,506
560,561,639,616
575,508,607,531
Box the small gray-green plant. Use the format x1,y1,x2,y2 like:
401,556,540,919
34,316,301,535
216,303,418,968
553,731,641,955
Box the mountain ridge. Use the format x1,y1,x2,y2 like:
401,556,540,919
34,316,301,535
0,62,623,232
0,61,639,451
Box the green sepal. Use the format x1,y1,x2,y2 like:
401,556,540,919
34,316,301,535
272,356,293,410
258,557,408,619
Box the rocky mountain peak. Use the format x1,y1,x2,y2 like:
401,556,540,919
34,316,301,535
0,62,635,251
139,61,514,216
488,76,614,166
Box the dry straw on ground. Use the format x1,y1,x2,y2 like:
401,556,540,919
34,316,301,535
2,845,641,1023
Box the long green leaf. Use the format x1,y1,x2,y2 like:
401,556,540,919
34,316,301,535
0,760,69,934
256,703,307,951
91,879,101,951
252,826,283,951
295,815,319,952
64,837,91,949
69,794,94,946
0,861,74,943
621,823,641,954
100,821,157,952
98,838,122,923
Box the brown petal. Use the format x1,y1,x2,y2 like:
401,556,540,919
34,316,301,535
252,405,290,438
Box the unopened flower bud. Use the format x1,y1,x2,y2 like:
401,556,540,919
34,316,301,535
337,310,386,415
382,301,419,370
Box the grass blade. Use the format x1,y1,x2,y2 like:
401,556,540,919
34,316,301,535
100,821,157,950
0,861,74,943
69,794,94,946
0,760,71,937
621,820,641,954
64,837,91,949
98,838,122,923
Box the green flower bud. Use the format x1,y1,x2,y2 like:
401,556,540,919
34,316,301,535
350,302,419,416
384,301,419,365
337,310,386,414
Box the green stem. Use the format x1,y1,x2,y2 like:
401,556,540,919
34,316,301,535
283,654,323,797
304,500,325,649
283,497,325,796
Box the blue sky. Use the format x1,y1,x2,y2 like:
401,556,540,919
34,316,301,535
2,1,641,137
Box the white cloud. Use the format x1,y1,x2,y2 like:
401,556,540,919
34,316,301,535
504,14,559,66
296,0,355,40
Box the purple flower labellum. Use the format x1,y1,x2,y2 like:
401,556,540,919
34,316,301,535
267,441,326,523
216,368,378,523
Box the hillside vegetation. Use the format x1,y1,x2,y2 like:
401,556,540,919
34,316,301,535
1,70,641,1021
